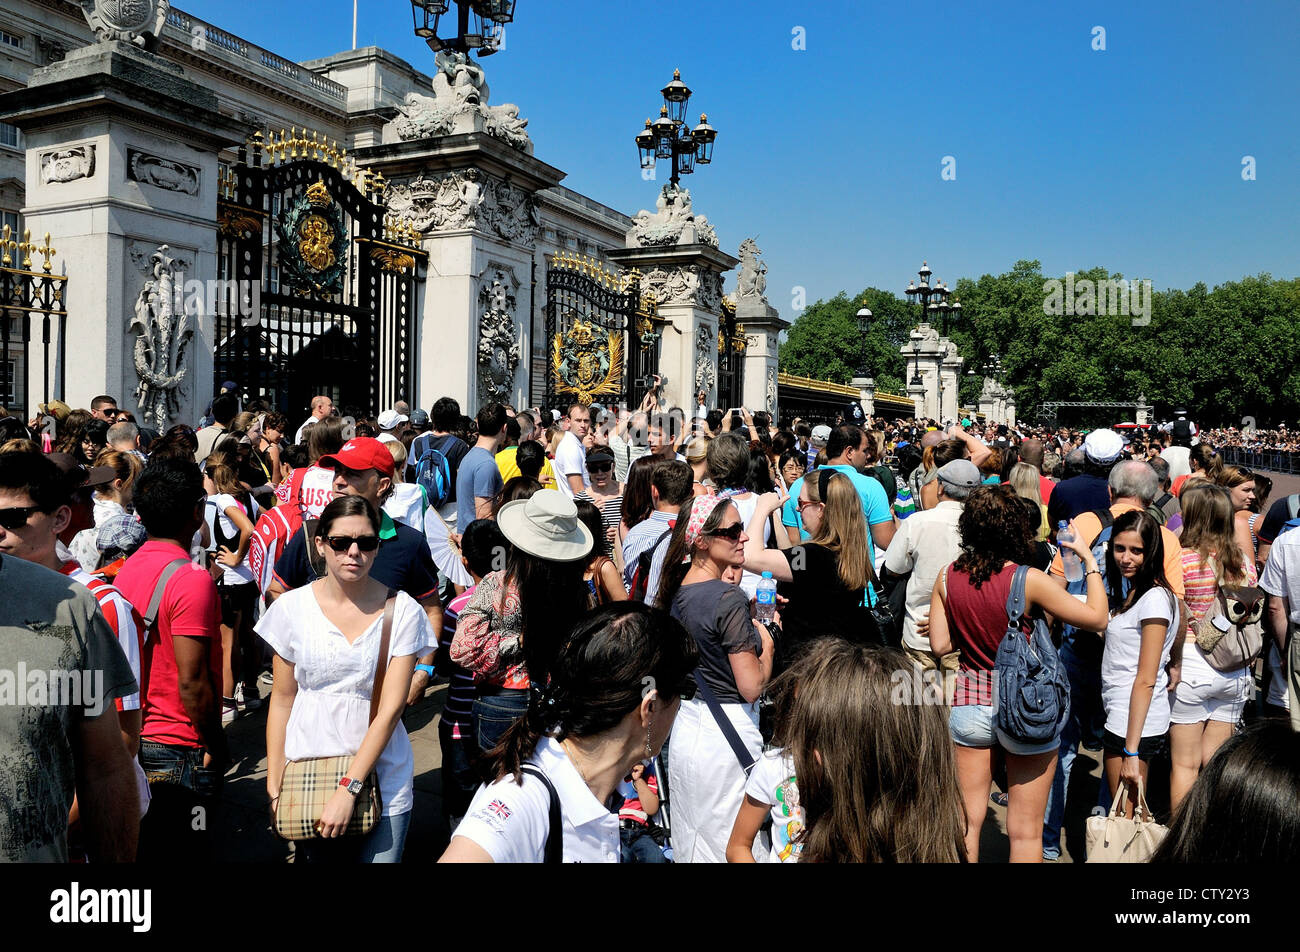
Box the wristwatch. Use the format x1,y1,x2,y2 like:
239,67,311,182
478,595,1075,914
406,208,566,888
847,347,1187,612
339,776,364,796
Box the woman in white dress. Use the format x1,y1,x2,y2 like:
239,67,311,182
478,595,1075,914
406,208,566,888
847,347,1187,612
259,495,435,862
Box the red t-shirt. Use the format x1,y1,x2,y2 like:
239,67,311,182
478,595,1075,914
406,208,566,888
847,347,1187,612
1038,475,1055,504
115,540,222,748
944,563,1023,706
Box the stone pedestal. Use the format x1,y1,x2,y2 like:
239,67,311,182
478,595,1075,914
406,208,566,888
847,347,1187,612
0,41,246,423
852,375,875,418
738,298,786,416
606,242,737,411
900,322,963,423
355,133,564,412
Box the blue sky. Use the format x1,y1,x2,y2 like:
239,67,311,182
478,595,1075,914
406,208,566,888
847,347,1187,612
185,0,1299,312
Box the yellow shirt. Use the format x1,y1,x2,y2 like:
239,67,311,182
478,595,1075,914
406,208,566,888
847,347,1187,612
496,446,556,488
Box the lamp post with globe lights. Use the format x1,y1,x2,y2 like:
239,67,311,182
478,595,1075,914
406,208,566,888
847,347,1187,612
409,0,517,56
634,70,718,189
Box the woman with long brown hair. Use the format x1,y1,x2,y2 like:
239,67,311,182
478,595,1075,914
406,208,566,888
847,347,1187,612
68,448,142,571
204,460,260,723
726,640,966,863
741,470,879,665
1213,464,1259,568
1172,443,1222,497
928,485,1108,862
1169,482,1256,811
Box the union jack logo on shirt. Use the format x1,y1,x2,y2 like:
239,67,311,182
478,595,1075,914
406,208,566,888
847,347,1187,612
488,800,512,819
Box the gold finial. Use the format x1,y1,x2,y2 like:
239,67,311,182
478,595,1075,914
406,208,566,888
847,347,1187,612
18,229,36,270
38,233,55,273
0,224,14,266
374,172,387,196
289,127,300,159
673,68,681,79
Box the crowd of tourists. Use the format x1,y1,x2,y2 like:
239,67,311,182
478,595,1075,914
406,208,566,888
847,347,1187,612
1,387,1296,865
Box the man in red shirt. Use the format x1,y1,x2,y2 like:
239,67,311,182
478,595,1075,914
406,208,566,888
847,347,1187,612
1019,438,1056,504
115,457,228,862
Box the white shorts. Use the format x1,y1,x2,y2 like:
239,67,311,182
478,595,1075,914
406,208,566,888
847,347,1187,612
1168,670,1251,725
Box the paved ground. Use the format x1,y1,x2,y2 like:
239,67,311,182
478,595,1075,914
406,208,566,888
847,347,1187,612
214,677,1124,863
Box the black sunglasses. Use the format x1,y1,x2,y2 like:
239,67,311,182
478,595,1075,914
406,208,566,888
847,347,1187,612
705,523,745,541
587,461,613,473
323,534,379,553
0,506,43,530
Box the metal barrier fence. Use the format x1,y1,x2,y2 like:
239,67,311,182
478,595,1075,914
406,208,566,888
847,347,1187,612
1221,446,1300,475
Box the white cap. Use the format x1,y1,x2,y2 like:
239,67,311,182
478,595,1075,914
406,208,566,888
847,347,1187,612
377,409,408,430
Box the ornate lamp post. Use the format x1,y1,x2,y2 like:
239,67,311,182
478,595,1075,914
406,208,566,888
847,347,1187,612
910,338,923,386
903,261,961,338
634,70,718,188
855,303,872,375
410,0,517,55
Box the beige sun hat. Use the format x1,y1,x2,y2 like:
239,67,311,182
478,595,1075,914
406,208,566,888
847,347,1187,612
495,489,594,562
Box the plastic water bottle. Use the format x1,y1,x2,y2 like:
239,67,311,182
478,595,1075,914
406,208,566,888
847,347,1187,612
1058,521,1084,582
756,571,777,624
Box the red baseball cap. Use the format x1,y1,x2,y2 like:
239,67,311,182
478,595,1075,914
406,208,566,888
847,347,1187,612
318,438,395,478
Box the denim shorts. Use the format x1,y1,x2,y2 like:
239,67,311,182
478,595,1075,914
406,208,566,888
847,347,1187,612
949,703,1061,757
138,740,223,797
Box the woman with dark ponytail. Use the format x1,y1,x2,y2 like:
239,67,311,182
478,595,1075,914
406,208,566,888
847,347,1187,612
440,603,699,863
450,490,594,753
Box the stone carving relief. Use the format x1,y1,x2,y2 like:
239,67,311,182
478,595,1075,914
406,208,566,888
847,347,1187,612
390,51,533,154
127,149,200,196
694,323,716,393
695,356,716,393
767,368,778,415
642,266,724,311
130,245,194,431
478,268,521,405
128,240,192,274
627,184,718,248
387,169,539,244
35,35,69,66
81,0,170,50
40,146,96,185
736,238,768,302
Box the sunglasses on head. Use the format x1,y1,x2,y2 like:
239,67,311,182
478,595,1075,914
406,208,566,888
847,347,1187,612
322,534,379,553
0,506,43,530
705,523,744,541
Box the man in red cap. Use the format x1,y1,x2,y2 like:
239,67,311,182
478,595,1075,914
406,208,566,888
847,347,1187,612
267,439,442,690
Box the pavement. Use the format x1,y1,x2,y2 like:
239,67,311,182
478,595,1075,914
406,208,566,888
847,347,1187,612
214,676,1119,863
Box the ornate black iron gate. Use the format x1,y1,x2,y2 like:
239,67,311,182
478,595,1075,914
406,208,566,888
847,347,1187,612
215,130,424,420
717,297,745,410
545,252,658,411
0,227,66,414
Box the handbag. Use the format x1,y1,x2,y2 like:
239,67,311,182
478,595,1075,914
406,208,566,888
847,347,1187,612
864,558,895,648
1192,558,1265,672
273,592,397,841
1085,780,1168,863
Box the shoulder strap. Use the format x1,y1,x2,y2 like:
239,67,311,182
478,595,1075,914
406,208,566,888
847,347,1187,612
519,764,563,864
1004,564,1030,626
691,670,756,774
1089,508,1114,546
368,591,398,725
1155,492,1173,509
142,559,191,630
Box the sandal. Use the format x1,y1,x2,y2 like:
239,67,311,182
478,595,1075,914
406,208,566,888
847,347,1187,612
990,791,1009,808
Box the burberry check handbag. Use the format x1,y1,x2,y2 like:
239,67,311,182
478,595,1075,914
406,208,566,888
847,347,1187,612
273,593,396,841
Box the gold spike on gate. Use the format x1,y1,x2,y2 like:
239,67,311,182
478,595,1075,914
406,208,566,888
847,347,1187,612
0,224,14,267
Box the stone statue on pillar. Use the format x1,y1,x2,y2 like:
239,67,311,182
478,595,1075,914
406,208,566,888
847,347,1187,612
390,52,533,154
81,0,171,51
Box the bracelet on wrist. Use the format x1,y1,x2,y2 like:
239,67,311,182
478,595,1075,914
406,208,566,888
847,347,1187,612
415,663,436,678
1122,748,1140,758
1084,567,1103,579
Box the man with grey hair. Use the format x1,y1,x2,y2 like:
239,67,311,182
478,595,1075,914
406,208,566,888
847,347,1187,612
1042,456,1187,860
107,420,144,460
906,429,948,511
1146,456,1179,526
884,458,981,695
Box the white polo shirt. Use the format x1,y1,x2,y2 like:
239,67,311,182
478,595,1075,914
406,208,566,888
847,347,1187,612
553,432,588,499
454,735,620,863
882,499,964,652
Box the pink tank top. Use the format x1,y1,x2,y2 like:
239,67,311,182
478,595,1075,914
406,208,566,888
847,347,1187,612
945,563,1021,706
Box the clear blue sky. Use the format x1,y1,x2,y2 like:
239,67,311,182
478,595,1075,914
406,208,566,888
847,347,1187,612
185,0,1299,313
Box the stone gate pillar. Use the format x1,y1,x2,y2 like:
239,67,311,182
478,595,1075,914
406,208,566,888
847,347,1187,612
0,35,245,424
732,238,786,417
606,185,736,413
940,340,964,423
357,53,560,413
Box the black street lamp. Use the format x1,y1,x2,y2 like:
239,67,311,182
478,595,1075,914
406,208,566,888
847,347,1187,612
855,302,872,375
635,70,718,188
903,261,961,338
410,0,516,56
910,338,923,386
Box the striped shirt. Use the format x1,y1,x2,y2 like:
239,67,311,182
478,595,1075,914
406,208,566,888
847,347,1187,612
438,587,477,733
60,562,144,711
1181,550,1256,635
575,492,623,558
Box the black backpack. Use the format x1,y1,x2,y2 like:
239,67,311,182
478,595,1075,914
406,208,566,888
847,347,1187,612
629,528,673,603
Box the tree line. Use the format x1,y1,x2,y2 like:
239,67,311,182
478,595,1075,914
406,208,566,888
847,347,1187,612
778,260,1300,426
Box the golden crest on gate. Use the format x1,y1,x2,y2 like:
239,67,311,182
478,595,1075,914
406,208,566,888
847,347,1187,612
552,318,622,405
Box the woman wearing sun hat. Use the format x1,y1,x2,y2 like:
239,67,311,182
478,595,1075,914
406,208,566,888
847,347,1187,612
450,489,594,753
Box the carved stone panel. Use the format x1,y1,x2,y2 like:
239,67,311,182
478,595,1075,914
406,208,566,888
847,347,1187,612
477,265,521,405
127,149,200,196
40,146,96,184
387,169,539,244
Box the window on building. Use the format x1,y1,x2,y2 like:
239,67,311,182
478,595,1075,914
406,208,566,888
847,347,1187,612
0,30,24,50
0,123,21,150
0,210,18,239
0,359,16,408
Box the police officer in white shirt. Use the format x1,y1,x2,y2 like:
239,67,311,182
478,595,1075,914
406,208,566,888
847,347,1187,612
439,603,698,863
